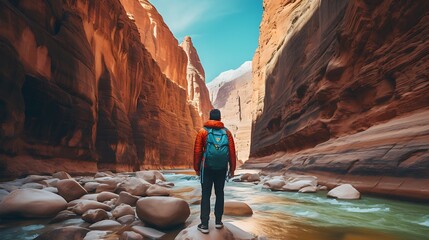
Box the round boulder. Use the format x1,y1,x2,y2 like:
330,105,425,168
224,201,253,216
262,179,285,191
327,184,361,200
0,189,66,218
146,185,170,196
112,204,135,219
136,197,190,228
82,209,109,223
117,177,151,196
57,179,88,202
97,192,119,202
116,191,139,206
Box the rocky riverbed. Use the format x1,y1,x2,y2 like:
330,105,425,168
0,170,428,240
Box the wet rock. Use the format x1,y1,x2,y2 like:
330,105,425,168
136,171,157,184
224,201,253,216
131,226,165,239
136,197,190,228
82,209,109,223
57,179,88,202
22,175,50,183
175,221,255,240
50,210,78,223
263,179,285,190
327,184,361,200
53,171,72,180
43,187,58,193
146,184,170,196
35,226,89,240
156,181,174,188
240,173,260,182
117,214,136,224
0,189,66,218
20,182,44,189
121,231,143,240
117,177,151,196
97,192,119,202
112,204,135,219
96,183,117,193
318,185,328,191
116,191,139,206
72,200,111,215
282,180,315,191
89,219,122,231
42,178,60,187
299,186,317,193
84,230,112,240
80,193,99,201
84,182,100,192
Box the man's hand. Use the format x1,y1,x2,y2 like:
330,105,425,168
228,171,234,179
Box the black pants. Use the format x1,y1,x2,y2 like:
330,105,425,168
200,168,227,225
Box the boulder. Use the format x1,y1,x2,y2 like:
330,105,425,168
146,185,170,196
35,226,89,240
0,189,66,218
82,209,110,223
95,171,115,178
84,230,112,240
131,226,165,239
72,200,112,215
298,186,317,193
327,184,361,200
97,192,119,202
96,184,117,193
318,185,328,191
80,193,99,201
282,180,315,191
224,201,253,216
156,181,175,188
43,187,58,193
0,189,9,202
22,175,50,183
42,178,60,187
50,210,78,223
136,171,157,184
21,183,44,189
112,204,135,219
136,197,190,228
57,179,88,202
117,214,136,224
53,171,72,180
89,220,122,231
121,231,143,240
117,177,151,196
174,221,255,240
84,182,100,192
116,191,139,206
262,179,285,190
240,173,260,182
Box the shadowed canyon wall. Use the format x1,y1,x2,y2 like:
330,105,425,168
0,0,209,177
247,0,429,200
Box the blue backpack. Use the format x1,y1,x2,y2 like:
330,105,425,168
203,127,230,170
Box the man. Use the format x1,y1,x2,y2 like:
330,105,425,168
193,109,236,234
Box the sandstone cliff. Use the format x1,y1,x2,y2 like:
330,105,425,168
0,0,200,177
247,0,429,200
180,36,213,124
208,61,253,162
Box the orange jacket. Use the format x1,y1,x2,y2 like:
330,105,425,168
193,120,237,175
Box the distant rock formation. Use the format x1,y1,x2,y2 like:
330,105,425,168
0,0,206,177
180,36,213,124
247,0,429,200
208,62,253,162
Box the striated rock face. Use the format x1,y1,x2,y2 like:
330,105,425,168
119,0,188,89
0,0,199,177
248,0,429,200
180,36,213,124
207,61,253,161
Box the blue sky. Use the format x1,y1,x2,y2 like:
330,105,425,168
150,0,263,82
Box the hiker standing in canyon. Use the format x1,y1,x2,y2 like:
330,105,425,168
193,109,237,234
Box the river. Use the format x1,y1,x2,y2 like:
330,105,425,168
0,170,428,240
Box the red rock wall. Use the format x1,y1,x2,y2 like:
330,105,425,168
0,0,198,177
180,36,213,124
248,0,429,200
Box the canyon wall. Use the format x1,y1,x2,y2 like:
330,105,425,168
181,36,213,124
0,0,202,178
208,62,253,162
247,0,429,200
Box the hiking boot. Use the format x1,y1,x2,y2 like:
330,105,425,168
197,223,209,234
215,221,224,229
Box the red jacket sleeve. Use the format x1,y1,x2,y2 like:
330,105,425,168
226,130,237,174
193,129,207,173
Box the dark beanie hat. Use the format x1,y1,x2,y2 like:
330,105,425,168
209,109,221,120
